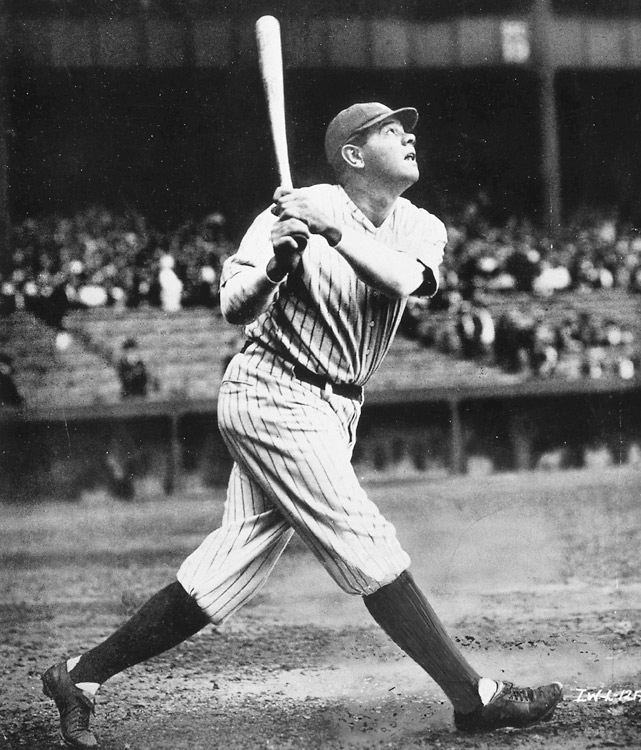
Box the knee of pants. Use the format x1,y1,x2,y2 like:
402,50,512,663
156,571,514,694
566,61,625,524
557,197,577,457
307,538,411,597
176,524,294,626
178,567,268,627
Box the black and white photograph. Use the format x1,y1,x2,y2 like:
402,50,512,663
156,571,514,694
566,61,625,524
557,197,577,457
1,2,641,748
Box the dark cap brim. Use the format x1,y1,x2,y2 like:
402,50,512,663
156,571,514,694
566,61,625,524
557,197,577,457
348,107,419,141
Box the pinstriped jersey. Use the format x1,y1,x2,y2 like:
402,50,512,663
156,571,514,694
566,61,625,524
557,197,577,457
221,183,446,387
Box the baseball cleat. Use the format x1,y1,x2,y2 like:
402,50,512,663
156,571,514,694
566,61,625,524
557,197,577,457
454,680,563,733
42,662,99,749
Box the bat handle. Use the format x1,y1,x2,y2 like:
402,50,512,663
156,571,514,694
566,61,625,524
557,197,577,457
291,232,307,252
279,170,293,191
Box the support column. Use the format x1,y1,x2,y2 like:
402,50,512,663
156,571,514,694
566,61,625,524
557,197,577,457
0,2,10,273
449,399,466,475
164,412,182,495
508,409,534,471
532,0,562,235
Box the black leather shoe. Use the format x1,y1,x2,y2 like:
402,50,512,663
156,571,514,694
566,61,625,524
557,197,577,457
42,662,99,749
454,680,563,732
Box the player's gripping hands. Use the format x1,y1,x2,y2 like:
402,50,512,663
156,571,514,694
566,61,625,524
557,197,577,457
272,186,428,299
272,187,342,248
219,196,311,325
266,210,310,283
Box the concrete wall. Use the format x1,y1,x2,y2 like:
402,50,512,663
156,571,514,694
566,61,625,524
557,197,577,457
2,387,640,503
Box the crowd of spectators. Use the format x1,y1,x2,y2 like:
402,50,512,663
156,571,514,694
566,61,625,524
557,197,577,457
0,206,235,327
401,195,641,381
435,196,641,300
403,291,640,381
1,199,641,387
2,198,640,323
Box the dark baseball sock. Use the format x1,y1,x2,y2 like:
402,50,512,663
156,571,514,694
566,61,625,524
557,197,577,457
363,569,482,714
69,581,210,686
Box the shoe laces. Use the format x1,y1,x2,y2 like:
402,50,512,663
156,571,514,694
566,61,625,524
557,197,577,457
505,684,535,703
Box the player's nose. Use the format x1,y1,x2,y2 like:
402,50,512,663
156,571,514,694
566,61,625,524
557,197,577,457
403,132,416,146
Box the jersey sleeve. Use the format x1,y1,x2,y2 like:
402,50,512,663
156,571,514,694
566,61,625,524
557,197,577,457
220,208,276,287
390,202,447,297
411,208,447,278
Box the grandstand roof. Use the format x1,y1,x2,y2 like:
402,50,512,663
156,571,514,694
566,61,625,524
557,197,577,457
4,2,641,71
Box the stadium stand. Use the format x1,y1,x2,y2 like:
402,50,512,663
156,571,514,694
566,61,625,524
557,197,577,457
1,200,639,407
408,289,641,381
0,306,524,408
1,286,638,409
368,332,516,394
0,306,509,408
0,311,121,407
64,307,241,402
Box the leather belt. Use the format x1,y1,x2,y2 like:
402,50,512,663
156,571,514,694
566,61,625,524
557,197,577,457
292,362,362,400
241,339,362,400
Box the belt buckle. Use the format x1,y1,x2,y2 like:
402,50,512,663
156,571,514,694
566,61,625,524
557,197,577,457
323,381,333,399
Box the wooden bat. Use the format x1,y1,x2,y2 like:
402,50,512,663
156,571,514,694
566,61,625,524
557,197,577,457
255,15,293,189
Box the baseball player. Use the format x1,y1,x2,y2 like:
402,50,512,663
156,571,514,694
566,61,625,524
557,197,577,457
42,102,562,750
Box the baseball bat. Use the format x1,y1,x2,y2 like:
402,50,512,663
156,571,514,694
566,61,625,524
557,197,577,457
255,15,293,189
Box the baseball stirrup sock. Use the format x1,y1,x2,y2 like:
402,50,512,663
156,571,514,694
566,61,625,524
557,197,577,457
69,581,210,686
363,570,482,714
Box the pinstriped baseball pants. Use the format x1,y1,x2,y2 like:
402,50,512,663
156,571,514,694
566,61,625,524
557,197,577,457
177,350,411,625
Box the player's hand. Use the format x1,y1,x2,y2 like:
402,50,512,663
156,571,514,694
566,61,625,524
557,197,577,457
268,217,309,281
271,187,341,245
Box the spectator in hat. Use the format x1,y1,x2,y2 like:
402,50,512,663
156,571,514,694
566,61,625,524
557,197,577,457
117,338,150,399
0,353,23,406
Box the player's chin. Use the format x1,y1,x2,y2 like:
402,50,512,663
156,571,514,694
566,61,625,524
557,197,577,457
402,164,420,185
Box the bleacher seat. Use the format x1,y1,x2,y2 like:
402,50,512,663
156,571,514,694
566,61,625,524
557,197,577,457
65,307,241,402
3,289,639,408
1,311,121,407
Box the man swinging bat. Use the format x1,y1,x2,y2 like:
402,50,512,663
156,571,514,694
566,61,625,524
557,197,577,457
41,97,564,747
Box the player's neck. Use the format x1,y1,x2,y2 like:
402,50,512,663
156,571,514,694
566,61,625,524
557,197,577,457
343,181,402,228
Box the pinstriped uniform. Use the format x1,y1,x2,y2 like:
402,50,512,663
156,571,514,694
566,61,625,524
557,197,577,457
177,184,446,625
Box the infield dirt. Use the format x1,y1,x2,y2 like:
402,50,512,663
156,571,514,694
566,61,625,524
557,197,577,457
2,466,641,749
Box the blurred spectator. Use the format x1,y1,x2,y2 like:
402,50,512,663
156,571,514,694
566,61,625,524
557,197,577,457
158,253,183,312
117,338,150,399
40,274,70,329
603,319,623,347
616,344,638,380
0,353,23,406
471,297,496,362
184,263,219,309
454,296,495,362
494,309,535,374
0,278,17,315
455,300,477,359
399,296,433,340
630,262,641,294
554,315,582,358
575,311,603,348
531,320,559,378
581,345,607,379
533,257,572,296
504,244,540,292
200,212,235,267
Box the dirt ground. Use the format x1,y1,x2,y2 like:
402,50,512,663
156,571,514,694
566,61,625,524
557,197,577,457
2,466,641,749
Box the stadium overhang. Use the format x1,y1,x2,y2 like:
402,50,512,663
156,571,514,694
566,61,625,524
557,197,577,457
5,14,641,71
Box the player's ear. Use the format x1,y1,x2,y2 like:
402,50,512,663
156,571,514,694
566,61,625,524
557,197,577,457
341,144,364,170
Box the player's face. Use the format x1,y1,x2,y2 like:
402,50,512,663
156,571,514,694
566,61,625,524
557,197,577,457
359,118,418,186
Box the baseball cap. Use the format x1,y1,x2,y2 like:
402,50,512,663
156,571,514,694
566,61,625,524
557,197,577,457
324,102,419,169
